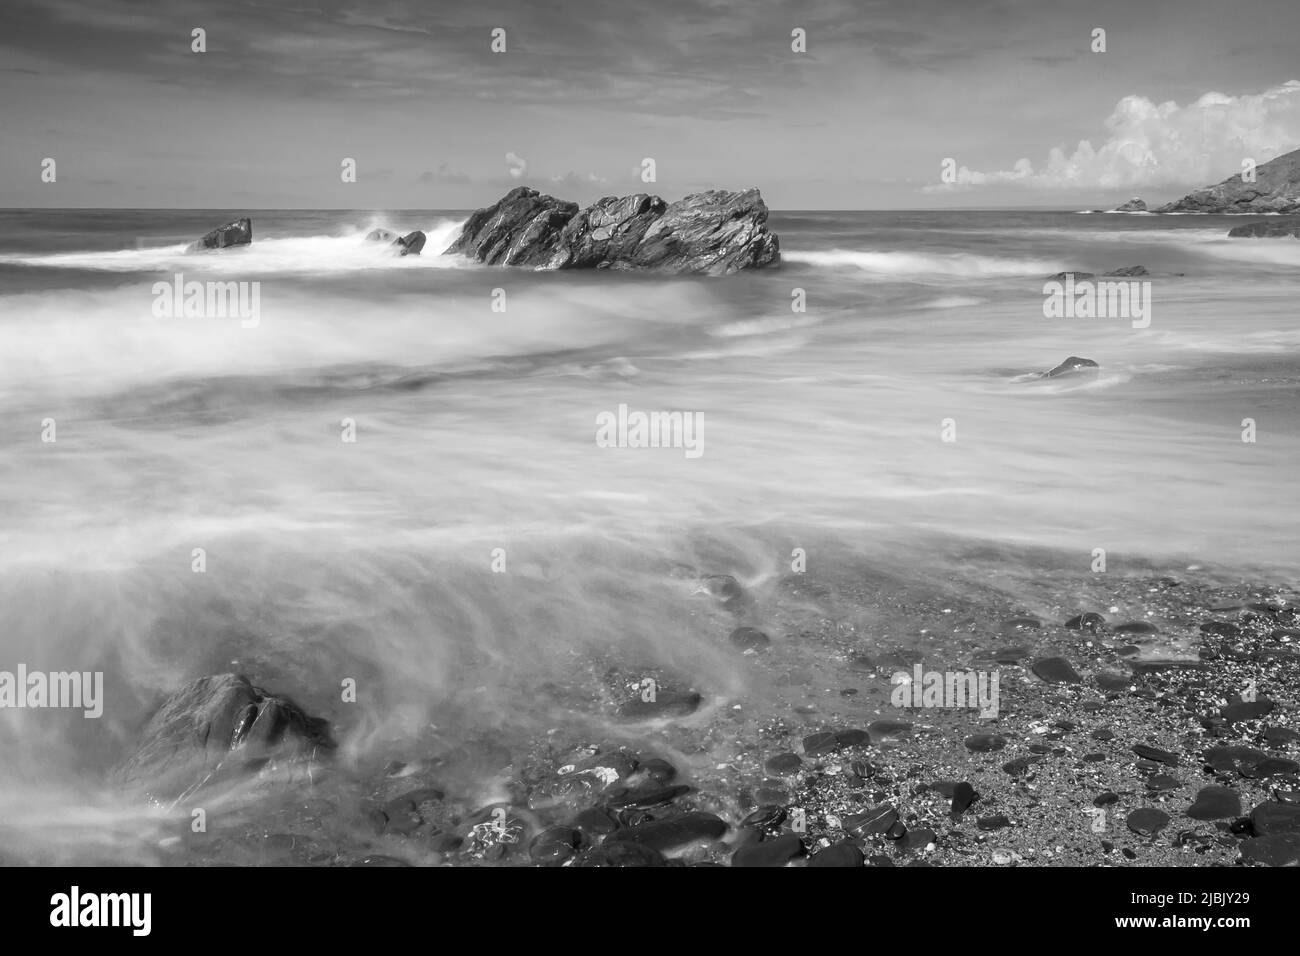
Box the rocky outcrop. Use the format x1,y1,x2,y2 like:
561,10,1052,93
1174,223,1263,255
114,673,334,801
1157,147,1300,214
1226,219,1300,238
1111,198,1147,212
444,187,579,267
1040,356,1099,379
445,186,780,275
185,218,252,252
365,228,428,255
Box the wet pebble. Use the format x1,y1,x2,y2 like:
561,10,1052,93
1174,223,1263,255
1187,786,1242,821
729,626,771,651
764,752,803,776
731,832,806,867
964,733,1007,752
1126,808,1171,837
1031,656,1082,684
808,842,865,867
1132,744,1180,766
603,811,728,852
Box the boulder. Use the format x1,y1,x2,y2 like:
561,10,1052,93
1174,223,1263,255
444,186,579,267
395,230,426,256
364,228,427,255
1226,220,1300,238
1157,147,1300,214
185,218,252,253
1039,356,1100,380
444,186,780,275
1112,198,1147,212
114,673,334,801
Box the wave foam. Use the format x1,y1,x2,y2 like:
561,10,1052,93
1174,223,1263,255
782,248,1062,278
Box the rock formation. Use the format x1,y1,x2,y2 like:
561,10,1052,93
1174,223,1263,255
114,673,334,801
185,218,252,252
1157,147,1300,214
1040,356,1100,379
1112,198,1147,212
1226,219,1300,238
445,186,780,275
365,228,428,255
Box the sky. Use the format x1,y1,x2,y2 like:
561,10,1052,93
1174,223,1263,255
1,0,1298,209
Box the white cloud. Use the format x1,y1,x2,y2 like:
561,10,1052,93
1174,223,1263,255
925,80,1300,193
505,152,527,179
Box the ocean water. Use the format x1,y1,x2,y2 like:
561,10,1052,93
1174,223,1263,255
0,208,1297,860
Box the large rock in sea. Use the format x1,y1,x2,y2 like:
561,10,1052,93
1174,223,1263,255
1226,219,1300,238
186,218,252,253
114,673,334,802
1111,198,1147,212
365,228,428,255
1157,147,1300,214
445,186,780,274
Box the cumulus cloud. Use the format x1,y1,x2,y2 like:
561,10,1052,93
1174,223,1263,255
925,80,1300,193
505,152,527,179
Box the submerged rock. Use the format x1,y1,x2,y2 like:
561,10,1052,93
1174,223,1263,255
445,186,780,274
1226,219,1300,238
114,673,334,801
1039,356,1100,380
365,227,427,256
185,218,252,252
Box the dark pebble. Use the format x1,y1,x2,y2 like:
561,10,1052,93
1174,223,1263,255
1187,786,1242,821
1091,728,1116,741
1250,802,1300,836
845,803,898,837
604,811,728,852
1031,656,1082,684
1239,834,1300,866
964,734,1007,752
571,806,618,837
740,805,787,830
729,626,771,651
529,826,581,864
639,757,677,783
1003,756,1042,776
1114,621,1158,634
732,832,806,867
764,752,803,776
803,731,840,756
977,815,1012,831
1222,699,1275,724
901,827,936,851
1146,773,1180,793
835,728,870,747
1127,808,1171,837
1132,744,1180,766
807,842,865,867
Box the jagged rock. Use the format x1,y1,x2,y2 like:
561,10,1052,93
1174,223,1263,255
444,187,579,266
1157,147,1300,214
545,193,667,269
1226,219,1300,238
114,673,334,801
1039,356,1100,380
1112,198,1147,212
185,218,252,252
395,230,426,256
364,228,427,255
445,186,780,275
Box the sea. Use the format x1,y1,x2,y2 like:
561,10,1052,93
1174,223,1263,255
0,207,1297,861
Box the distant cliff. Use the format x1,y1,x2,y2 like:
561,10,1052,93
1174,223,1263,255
1157,148,1300,214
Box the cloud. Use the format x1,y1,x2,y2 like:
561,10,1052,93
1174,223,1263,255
549,171,607,189
418,164,470,184
505,152,527,179
924,79,1300,193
